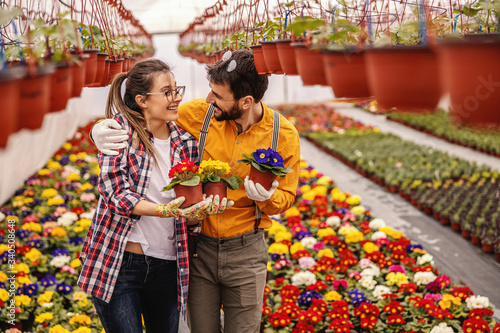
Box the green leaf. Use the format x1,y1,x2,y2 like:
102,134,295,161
225,175,243,190
180,175,201,186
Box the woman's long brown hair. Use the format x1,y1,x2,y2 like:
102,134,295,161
105,59,172,165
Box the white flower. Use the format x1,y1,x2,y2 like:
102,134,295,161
417,254,434,266
80,210,95,220
57,212,79,227
368,218,386,230
301,237,317,249
0,212,5,222
413,271,437,285
360,276,377,290
359,258,374,269
466,295,490,310
326,216,341,228
50,255,71,268
42,302,54,308
430,322,454,333
291,271,317,287
371,231,387,241
298,257,316,271
373,285,391,300
360,266,380,278
62,165,80,178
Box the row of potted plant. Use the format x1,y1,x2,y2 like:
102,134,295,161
0,3,154,149
261,160,499,332
387,110,500,157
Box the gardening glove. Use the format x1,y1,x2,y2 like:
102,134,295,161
178,197,213,220
204,195,235,216
156,197,186,218
244,176,279,202
92,119,129,155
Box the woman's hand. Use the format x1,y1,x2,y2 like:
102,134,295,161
156,197,187,218
178,197,213,220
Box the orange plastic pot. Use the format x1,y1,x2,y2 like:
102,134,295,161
275,39,298,75
71,54,88,97
322,49,371,98
101,60,111,86
174,183,204,208
261,41,284,74
0,66,25,147
250,45,269,74
292,43,328,86
107,59,124,85
249,166,276,191
93,53,107,86
83,49,98,85
50,64,73,112
365,46,441,112
203,181,228,200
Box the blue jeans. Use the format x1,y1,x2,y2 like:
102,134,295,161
92,251,179,333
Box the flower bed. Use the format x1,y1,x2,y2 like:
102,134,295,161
387,110,500,157
262,161,499,332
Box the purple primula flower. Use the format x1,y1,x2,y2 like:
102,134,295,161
268,150,284,167
253,148,271,164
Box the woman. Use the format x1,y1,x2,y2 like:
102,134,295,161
78,59,217,333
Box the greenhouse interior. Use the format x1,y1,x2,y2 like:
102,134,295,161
0,0,499,332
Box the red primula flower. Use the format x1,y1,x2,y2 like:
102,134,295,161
306,281,329,293
287,215,302,226
383,301,405,314
292,249,312,260
493,323,500,333
269,312,292,328
291,322,316,333
452,286,474,300
462,317,491,332
280,284,301,301
387,314,406,325
310,298,328,315
328,318,355,333
468,308,494,319
398,282,418,294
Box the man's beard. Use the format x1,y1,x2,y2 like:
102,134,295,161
213,102,243,121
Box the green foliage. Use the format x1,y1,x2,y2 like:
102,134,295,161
285,16,325,37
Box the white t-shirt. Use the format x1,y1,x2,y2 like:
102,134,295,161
128,137,177,260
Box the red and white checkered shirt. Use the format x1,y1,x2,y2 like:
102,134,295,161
78,113,198,319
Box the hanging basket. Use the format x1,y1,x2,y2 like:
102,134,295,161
0,66,25,147
292,43,328,86
275,39,298,75
322,48,371,98
436,35,500,129
83,49,99,86
261,41,284,74
174,183,204,208
50,63,73,112
365,46,441,112
250,45,269,75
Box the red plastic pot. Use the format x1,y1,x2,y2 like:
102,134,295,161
107,59,124,85
249,166,276,191
0,66,25,147
261,41,284,74
101,60,111,86
174,183,204,208
83,49,98,86
71,54,88,97
50,64,73,112
250,45,269,75
93,53,108,86
292,43,328,86
275,39,298,75
203,181,228,199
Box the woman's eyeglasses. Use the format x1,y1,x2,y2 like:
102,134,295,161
146,86,186,101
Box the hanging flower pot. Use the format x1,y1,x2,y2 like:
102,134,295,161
0,66,25,147
71,54,88,97
174,183,204,208
107,58,124,85
436,35,500,129
203,182,228,199
101,59,111,86
18,64,56,131
365,46,442,112
261,41,284,74
122,56,131,72
292,43,328,86
50,63,73,112
321,48,371,98
250,45,269,74
275,39,298,75
93,53,108,86
83,49,99,86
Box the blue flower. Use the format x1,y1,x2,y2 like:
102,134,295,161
59,156,70,165
63,194,75,201
69,237,83,246
15,188,25,196
16,229,31,239
16,286,24,295
269,150,284,167
25,283,39,296
26,239,44,248
298,290,323,307
270,253,287,261
56,283,73,294
253,149,271,164
40,216,54,223
407,244,423,252
349,288,370,307
41,275,57,287
295,230,312,240
52,248,70,257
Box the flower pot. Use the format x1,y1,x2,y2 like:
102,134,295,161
83,49,98,85
451,221,461,232
461,229,471,239
50,63,73,112
250,45,269,75
261,41,284,74
365,46,441,112
203,181,228,199
93,53,108,85
440,216,450,226
107,58,124,85
481,243,493,254
100,60,111,86
436,35,500,129
173,183,204,208
18,64,56,131
71,54,88,97
292,43,328,86
321,49,371,98
495,252,500,263
275,39,298,75
0,66,25,147
249,166,276,191
471,236,480,246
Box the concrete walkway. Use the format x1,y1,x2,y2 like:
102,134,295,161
328,102,500,172
300,137,500,320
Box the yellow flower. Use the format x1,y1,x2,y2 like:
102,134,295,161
373,127,380,133
268,243,289,255
77,152,87,160
0,289,9,301
346,195,362,205
351,205,366,215
93,165,100,174
345,230,364,243
338,225,356,236
200,159,231,175
42,188,58,198
300,160,309,168
285,207,300,217
15,294,31,306
308,218,320,228
0,271,7,282
38,291,54,305
290,242,304,255
80,183,93,191
77,298,89,308
438,294,462,310
385,272,408,287
17,276,32,285
38,168,51,176
310,169,318,177
48,197,65,206
62,142,72,150
15,263,30,274
22,222,42,233
73,291,88,301
379,227,405,240
77,218,92,229
299,185,311,193
67,173,81,181
266,220,286,235
50,325,71,333
331,191,347,202
72,327,92,333
0,244,9,255
317,176,332,186
317,249,334,258
325,290,342,302
363,242,380,253
69,154,78,162
70,259,81,268
35,312,54,323
299,169,310,178
51,227,67,237
24,197,34,204
47,160,62,170
317,228,336,239
69,314,92,325
275,231,292,243
74,226,84,233
267,262,272,272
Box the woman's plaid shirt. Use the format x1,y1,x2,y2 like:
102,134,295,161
78,113,199,319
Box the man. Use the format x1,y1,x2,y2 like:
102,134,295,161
92,50,300,332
